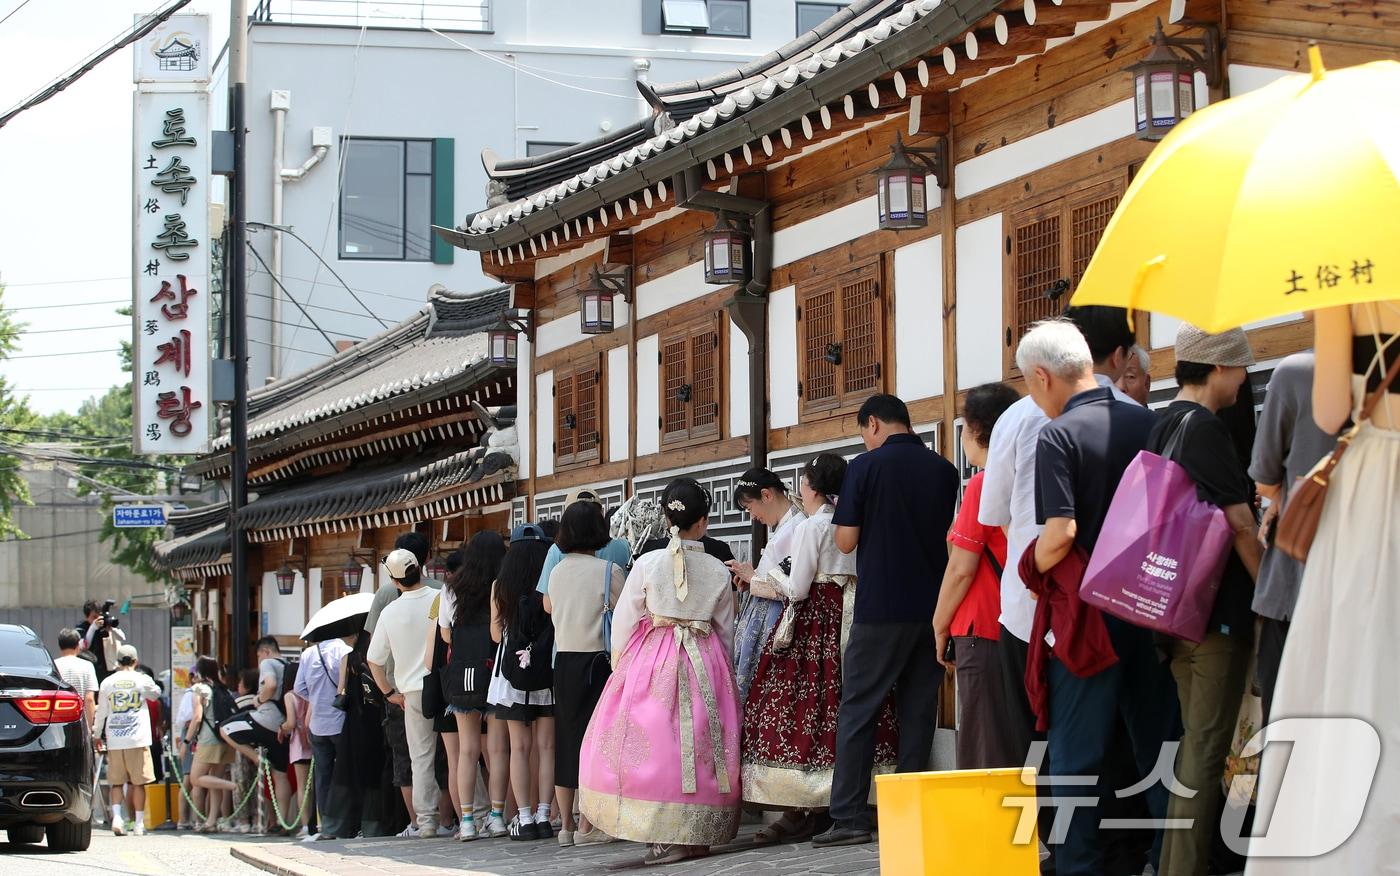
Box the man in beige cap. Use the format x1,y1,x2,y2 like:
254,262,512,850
93,644,160,835
1145,322,1263,876
534,488,632,595
368,548,442,837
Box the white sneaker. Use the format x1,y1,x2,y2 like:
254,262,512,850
112,820,127,836
458,820,479,842
396,824,418,838
295,826,311,839
300,832,320,843
417,825,439,839
132,824,146,837
436,824,455,838
575,828,616,846
557,829,575,847
485,814,508,838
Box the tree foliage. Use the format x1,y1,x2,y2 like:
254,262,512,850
0,284,37,539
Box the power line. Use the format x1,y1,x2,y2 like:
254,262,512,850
426,26,639,101
1,276,127,288
5,348,121,360
19,324,126,335
248,222,390,329
0,0,35,29
0,427,124,441
3,299,127,311
0,528,108,544
13,387,113,392
244,242,338,351
248,336,341,358
0,0,195,130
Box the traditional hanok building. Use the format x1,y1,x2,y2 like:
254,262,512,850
152,288,518,660
438,0,1396,557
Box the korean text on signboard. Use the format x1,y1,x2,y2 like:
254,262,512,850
113,505,168,528
132,13,211,456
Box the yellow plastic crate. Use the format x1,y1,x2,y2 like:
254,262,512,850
875,767,1041,875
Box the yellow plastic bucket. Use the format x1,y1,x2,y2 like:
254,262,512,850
875,767,1041,875
143,782,170,825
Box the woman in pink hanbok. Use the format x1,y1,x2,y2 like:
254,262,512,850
578,478,740,866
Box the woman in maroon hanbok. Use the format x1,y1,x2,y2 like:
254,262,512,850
740,453,897,842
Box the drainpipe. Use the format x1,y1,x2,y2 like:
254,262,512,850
269,89,330,379
672,166,773,554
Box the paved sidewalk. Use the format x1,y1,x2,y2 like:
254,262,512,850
230,826,880,876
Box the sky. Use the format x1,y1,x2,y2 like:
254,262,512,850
0,0,226,415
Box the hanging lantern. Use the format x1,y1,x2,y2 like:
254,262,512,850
341,556,364,595
579,285,617,335
703,214,751,285
425,554,449,583
875,133,936,231
274,562,297,596
170,600,189,624
1128,18,1219,142
487,319,519,367
1130,21,1196,141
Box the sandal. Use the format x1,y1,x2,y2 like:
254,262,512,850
754,811,812,844
643,844,689,866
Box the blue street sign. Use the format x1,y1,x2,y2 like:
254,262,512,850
113,505,167,528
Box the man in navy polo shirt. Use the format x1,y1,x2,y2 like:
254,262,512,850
814,394,961,847
1021,320,1179,876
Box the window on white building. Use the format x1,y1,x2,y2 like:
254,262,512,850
796,1,847,35
526,140,577,158
661,0,710,32
706,0,749,36
339,138,434,262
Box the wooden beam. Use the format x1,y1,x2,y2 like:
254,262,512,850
940,118,960,460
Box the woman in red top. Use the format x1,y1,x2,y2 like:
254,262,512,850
932,382,1020,770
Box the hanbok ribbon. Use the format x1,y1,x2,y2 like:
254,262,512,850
667,525,689,603
655,616,731,797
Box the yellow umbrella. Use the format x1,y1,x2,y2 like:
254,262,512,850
1072,47,1400,333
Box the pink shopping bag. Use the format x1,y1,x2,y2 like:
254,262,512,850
1080,445,1233,643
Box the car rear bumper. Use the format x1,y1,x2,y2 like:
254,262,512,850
0,724,94,826
0,780,91,826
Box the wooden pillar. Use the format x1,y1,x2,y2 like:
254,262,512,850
939,115,960,459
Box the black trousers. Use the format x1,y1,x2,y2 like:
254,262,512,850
829,621,941,832
1256,616,1290,724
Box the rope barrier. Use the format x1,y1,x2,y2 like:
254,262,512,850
260,755,316,832
161,747,290,827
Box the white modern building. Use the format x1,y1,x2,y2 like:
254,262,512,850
238,0,853,383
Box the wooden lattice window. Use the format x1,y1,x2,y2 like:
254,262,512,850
555,356,602,467
1003,179,1125,375
798,258,885,417
660,315,722,446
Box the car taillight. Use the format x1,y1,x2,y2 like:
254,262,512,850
15,691,84,724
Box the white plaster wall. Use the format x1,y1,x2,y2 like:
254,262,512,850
535,300,629,356
729,319,751,438
636,262,707,320
636,334,661,457
768,285,799,428
955,215,1006,389
535,370,555,477
772,196,880,268
955,99,1135,199
894,236,944,401
608,345,631,461
260,570,306,638
516,337,532,479
1229,64,1291,96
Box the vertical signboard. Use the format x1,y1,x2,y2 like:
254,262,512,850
133,13,211,455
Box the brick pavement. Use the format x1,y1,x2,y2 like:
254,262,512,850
230,826,881,876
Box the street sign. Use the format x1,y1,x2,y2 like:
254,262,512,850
113,505,167,528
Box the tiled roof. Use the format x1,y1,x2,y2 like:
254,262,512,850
204,286,510,456
235,448,516,542
152,523,230,576
443,0,999,249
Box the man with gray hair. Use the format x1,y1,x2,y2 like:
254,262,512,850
1117,345,1152,406
1019,319,1179,876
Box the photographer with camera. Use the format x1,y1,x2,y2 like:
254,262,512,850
78,599,128,683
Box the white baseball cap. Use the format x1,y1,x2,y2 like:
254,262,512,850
383,548,420,579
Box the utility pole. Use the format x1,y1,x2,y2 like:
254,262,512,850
227,0,251,669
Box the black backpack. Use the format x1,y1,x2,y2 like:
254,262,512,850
443,605,495,710
271,657,299,714
500,593,554,693
209,685,237,723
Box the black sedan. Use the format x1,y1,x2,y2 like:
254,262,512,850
0,623,93,851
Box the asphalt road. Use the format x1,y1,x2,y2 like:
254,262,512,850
0,826,270,876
